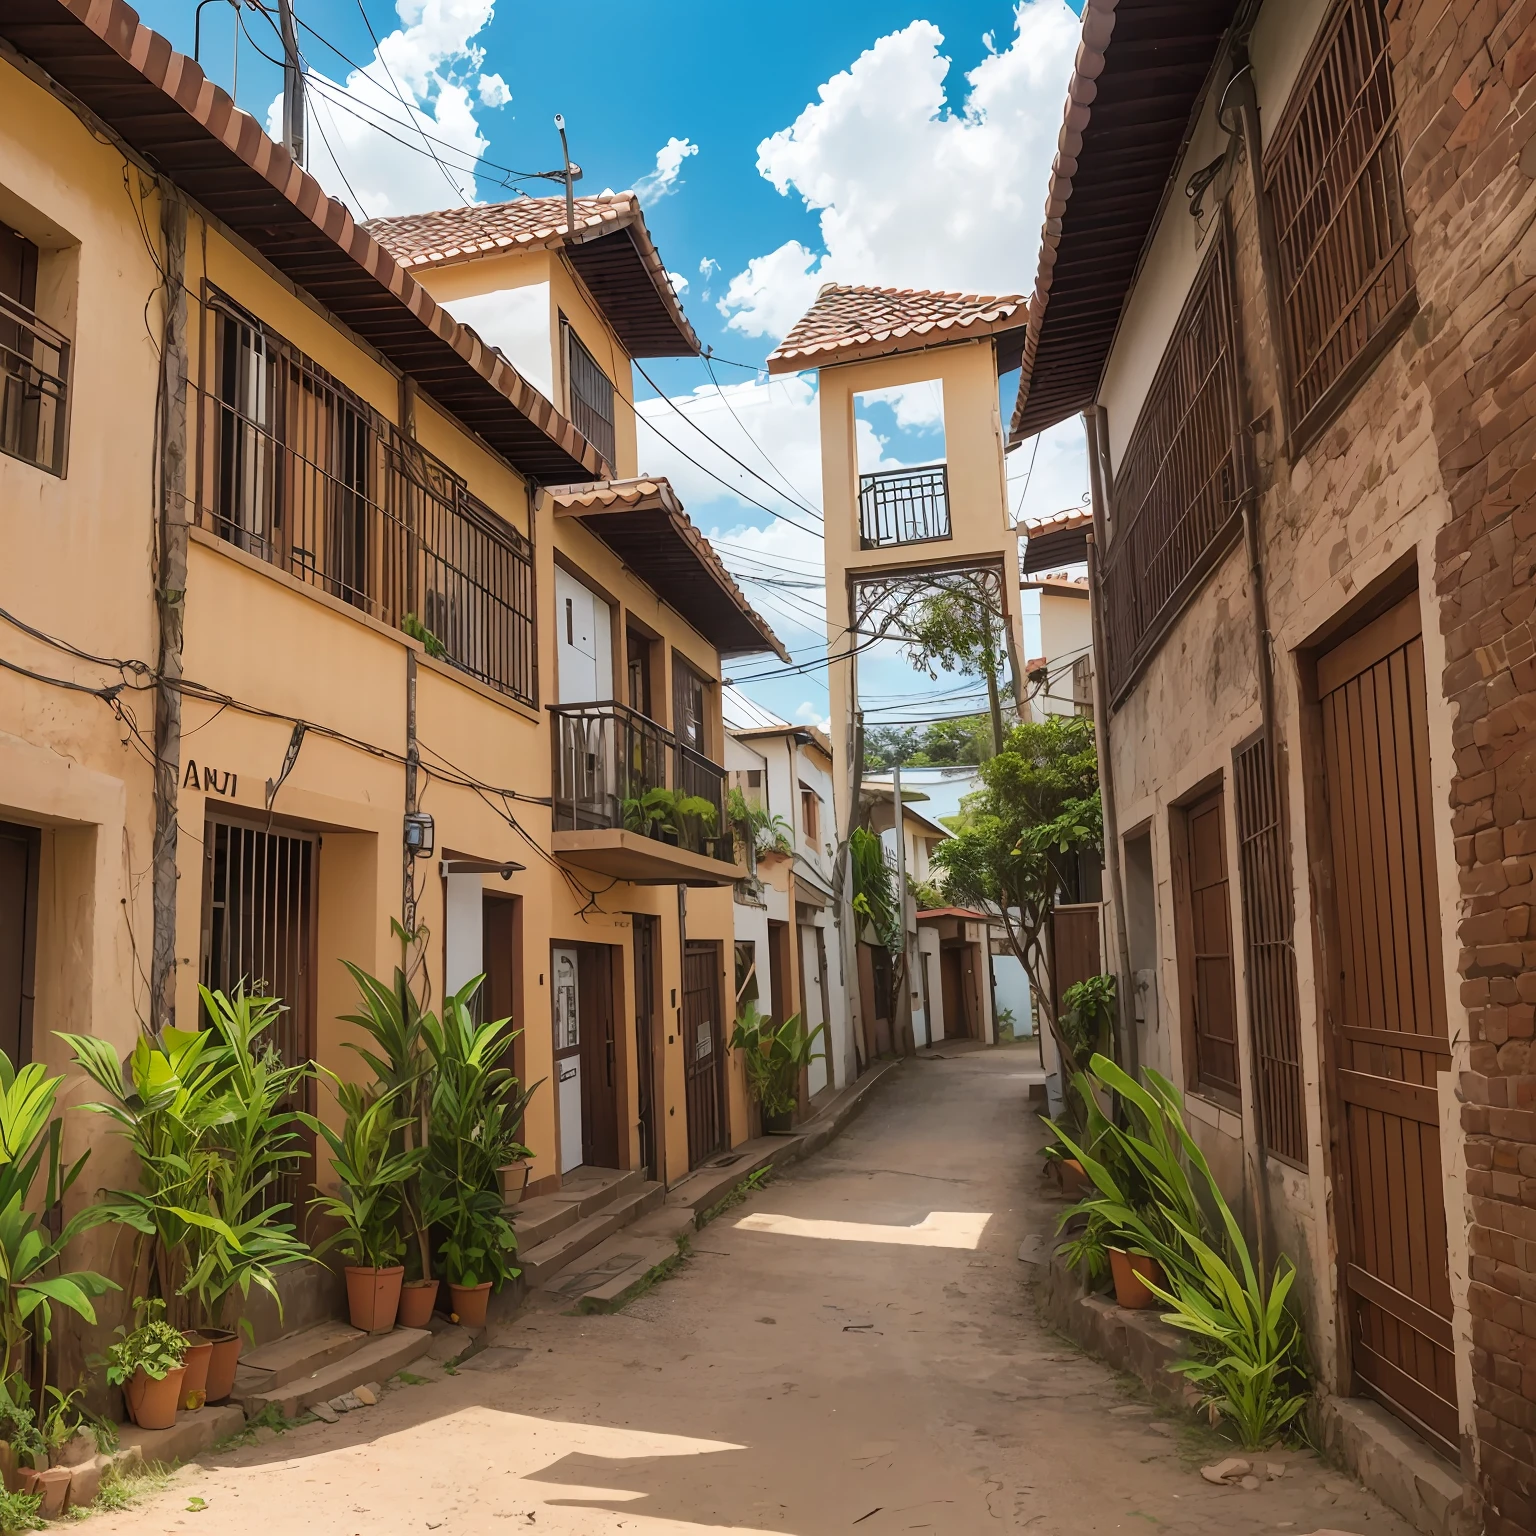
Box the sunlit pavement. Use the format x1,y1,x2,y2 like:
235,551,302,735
90,1048,1417,1536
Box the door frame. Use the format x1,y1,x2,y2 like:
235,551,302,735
0,820,41,1067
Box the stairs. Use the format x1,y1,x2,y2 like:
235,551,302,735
235,1319,433,1418
510,1166,668,1297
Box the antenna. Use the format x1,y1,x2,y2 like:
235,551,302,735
554,113,576,232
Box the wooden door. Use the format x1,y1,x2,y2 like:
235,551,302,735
1318,594,1455,1456
940,948,968,1039
482,894,520,1076
682,941,726,1167
577,945,620,1170
632,915,659,1180
0,821,39,1067
1172,794,1241,1099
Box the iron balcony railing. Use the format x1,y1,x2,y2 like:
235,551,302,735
858,462,950,548
0,292,69,476
551,701,733,866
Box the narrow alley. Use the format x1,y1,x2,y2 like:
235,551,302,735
86,1054,1412,1536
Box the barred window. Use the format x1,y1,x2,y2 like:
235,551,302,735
1264,0,1413,449
563,320,616,468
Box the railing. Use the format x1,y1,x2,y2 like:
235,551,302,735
552,701,734,866
565,326,616,469
197,295,536,705
0,292,69,476
858,463,950,548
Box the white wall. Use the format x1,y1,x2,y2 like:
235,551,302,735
440,282,554,403
991,952,1032,1037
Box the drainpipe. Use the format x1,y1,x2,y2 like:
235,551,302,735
1081,406,1138,1084
150,185,189,1040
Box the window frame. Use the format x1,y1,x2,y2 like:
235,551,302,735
560,315,617,470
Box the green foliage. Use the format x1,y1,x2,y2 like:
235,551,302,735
907,875,946,912
1051,1055,1310,1448
103,1297,187,1387
726,788,792,859
422,980,530,1291
39,1387,81,1456
0,1488,41,1533
900,574,1010,753
729,1003,826,1119
0,1376,43,1467
304,1084,423,1271
1060,974,1117,1084
623,787,720,850
0,1050,117,1382
400,613,446,658
849,827,900,953
863,715,993,771
1057,1212,1111,1286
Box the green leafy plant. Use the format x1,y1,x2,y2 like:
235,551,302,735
103,1297,188,1387
401,613,446,658
0,1487,41,1533
1056,1211,1111,1286
907,875,946,912
304,1083,424,1271
423,980,531,1290
0,1376,43,1470
729,1002,826,1120
39,1386,82,1457
727,788,792,860
849,827,900,952
623,786,720,848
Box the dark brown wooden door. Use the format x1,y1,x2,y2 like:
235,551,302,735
682,941,726,1167
1318,594,1455,1456
0,821,40,1067
1049,903,1103,1019
940,947,968,1039
482,894,520,1075
577,946,620,1170
632,915,659,1180
1173,791,1240,1098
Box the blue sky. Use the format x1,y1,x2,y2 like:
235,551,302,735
137,0,1090,727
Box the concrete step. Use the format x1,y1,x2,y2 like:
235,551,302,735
232,1318,368,1400
540,1229,685,1313
241,1327,432,1418
547,1165,645,1219
115,1403,247,1466
509,1193,583,1251
522,1181,663,1288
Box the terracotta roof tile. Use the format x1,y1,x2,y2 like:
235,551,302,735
766,284,1028,374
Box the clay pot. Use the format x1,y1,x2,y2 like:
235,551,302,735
762,1108,794,1135
180,1331,216,1411
203,1329,243,1404
498,1160,533,1205
345,1265,405,1333
1109,1248,1165,1310
124,1364,186,1430
397,1279,440,1329
448,1281,492,1328
33,1465,72,1519
1058,1157,1091,1197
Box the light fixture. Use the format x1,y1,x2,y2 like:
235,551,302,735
404,811,435,857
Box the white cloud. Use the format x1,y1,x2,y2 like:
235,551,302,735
720,2,1080,338
634,136,699,205
699,257,719,280
1007,415,1091,528
270,0,512,219
666,271,689,295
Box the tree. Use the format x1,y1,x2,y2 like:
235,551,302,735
902,575,1011,755
931,714,1101,1079
862,716,992,772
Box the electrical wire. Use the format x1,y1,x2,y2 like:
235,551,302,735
700,353,823,514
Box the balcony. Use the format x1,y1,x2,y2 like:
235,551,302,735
858,463,950,549
551,701,744,885
0,292,69,476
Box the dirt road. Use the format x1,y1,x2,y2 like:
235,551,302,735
91,1047,1414,1536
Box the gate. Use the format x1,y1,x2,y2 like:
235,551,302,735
682,941,726,1167
1317,593,1455,1455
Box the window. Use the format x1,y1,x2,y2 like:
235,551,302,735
0,228,68,476
1233,737,1306,1165
201,296,536,705
1171,787,1240,1100
1100,227,1244,703
1265,0,1413,450
800,784,820,845
562,319,616,468
735,941,759,1007
627,628,652,717
672,657,708,754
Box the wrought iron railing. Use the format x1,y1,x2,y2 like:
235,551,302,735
551,701,734,866
0,292,69,476
858,463,950,548
196,295,536,705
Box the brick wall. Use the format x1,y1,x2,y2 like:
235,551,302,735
1393,1,1536,1531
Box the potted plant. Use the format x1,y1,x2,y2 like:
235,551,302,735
306,1081,423,1333
730,1003,826,1134
105,1298,187,1430
497,1155,534,1207
424,981,533,1328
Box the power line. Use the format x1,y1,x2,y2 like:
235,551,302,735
700,353,823,514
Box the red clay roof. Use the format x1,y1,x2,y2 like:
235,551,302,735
364,194,698,358
1020,507,1093,574
0,0,602,483
767,284,1028,375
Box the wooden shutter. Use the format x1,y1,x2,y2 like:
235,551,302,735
1172,788,1240,1100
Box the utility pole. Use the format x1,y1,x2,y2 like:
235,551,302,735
553,114,576,230
892,762,915,1056
277,0,305,167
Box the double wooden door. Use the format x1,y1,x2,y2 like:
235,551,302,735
682,941,726,1167
1318,594,1455,1455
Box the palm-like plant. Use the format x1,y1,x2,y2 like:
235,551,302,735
0,1054,117,1389
730,1003,826,1120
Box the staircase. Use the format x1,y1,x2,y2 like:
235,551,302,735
235,1318,434,1418
511,1166,666,1288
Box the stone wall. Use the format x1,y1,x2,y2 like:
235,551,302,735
1392,2,1536,1533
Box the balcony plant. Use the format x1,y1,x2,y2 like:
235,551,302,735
729,1002,826,1134
622,786,718,850
423,981,532,1328
104,1297,187,1431
304,1081,423,1333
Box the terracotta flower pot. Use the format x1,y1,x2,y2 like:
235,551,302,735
33,1465,72,1519
1109,1248,1164,1310
498,1160,533,1205
180,1331,216,1411
203,1329,243,1404
448,1281,492,1328
124,1364,186,1430
397,1279,440,1329
1058,1157,1091,1197
345,1264,405,1333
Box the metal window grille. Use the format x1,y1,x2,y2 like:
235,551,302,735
858,463,951,548
1265,0,1412,448
0,292,68,476
199,295,537,705
564,324,616,468
1101,229,1244,702
1233,737,1307,1165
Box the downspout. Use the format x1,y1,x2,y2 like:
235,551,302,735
150,184,189,1040
1082,406,1138,1084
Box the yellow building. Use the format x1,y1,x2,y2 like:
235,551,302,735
0,0,781,1345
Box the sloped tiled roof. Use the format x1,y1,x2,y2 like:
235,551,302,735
365,194,699,358
767,284,1029,375
542,478,787,662
1020,507,1093,574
